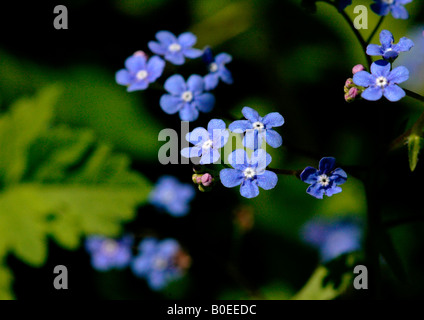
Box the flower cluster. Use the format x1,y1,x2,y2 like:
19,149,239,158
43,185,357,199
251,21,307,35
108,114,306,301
116,30,233,122
85,235,190,291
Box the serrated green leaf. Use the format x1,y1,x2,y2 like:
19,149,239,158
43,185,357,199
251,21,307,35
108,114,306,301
407,134,422,172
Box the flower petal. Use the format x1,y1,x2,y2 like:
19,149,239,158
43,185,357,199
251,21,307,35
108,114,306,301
125,55,146,73
116,69,132,85
330,168,348,185
244,130,265,150
379,30,394,48
186,127,209,145
265,129,283,148
215,53,232,64
383,84,405,102
165,52,185,65
204,73,219,91
229,120,251,133
228,149,248,169
148,41,167,55
262,112,285,128
393,37,414,52
366,44,383,56
127,81,149,92
300,167,319,184
160,94,183,114
391,5,409,19
240,179,260,198
219,67,233,84
180,147,202,158
353,71,375,87
164,74,186,95
194,93,215,113
371,59,390,77
388,66,409,84
256,170,278,190
361,86,383,101
187,75,204,94
178,32,197,48
207,119,226,132
324,186,343,197
146,56,165,81
241,106,260,122
179,103,199,121
318,157,336,174
307,183,325,199
220,168,244,188
200,149,220,164
251,149,271,171
156,30,177,44
183,48,203,59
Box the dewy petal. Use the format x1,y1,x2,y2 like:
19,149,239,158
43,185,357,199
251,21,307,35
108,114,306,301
262,112,285,128
178,32,197,48
388,66,409,84
379,30,394,48
383,84,406,102
353,71,375,87
300,167,319,184
256,170,278,190
318,157,336,174
207,119,226,132
116,69,132,85
228,149,248,169
194,93,215,113
361,86,383,101
165,52,185,65
391,5,409,20
330,168,348,185
265,129,283,148
229,120,251,133
125,55,147,73
160,94,183,114
393,37,414,52
156,30,177,44
240,179,260,199
128,81,149,92
241,106,260,122
164,74,186,95
220,168,244,188
186,127,209,145
146,56,165,81
371,59,390,77
180,146,202,158
307,183,325,199
215,53,232,64
179,103,199,122
204,73,219,91
183,48,203,59
148,41,167,55
366,44,383,56
187,74,204,95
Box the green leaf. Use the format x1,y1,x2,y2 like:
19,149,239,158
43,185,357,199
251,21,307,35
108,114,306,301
407,134,422,172
0,264,14,300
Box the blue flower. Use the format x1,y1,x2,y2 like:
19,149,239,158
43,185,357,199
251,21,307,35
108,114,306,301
301,217,363,262
149,175,195,217
220,149,278,199
131,238,186,291
160,74,215,121
229,107,284,150
366,30,414,60
371,0,413,20
202,47,233,91
300,157,347,199
148,31,203,65
338,0,352,11
353,60,409,101
85,235,133,271
116,53,165,92
181,119,229,164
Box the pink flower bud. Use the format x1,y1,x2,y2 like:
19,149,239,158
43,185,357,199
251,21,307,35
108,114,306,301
345,78,354,87
345,87,359,102
133,50,147,58
201,173,213,187
352,64,365,74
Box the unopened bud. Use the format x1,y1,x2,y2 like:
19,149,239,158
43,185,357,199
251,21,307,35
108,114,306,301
345,87,360,102
133,50,148,58
201,173,213,187
352,64,365,74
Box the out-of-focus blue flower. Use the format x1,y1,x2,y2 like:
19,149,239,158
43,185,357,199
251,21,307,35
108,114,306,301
338,0,352,11
229,107,284,150
300,157,347,199
181,119,229,164
149,176,195,217
116,52,165,92
371,0,413,20
131,238,186,291
85,235,133,271
353,60,409,101
202,47,233,91
366,30,414,60
301,217,363,262
220,149,278,199
148,31,203,65
160,74,215,122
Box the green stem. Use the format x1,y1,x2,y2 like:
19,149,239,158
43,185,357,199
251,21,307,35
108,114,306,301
268,167,300,177
404,88,424,103
389,109,424,151
366,16,385,45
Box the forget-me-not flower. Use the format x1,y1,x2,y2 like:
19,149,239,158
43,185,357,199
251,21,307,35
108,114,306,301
301,217,363,262
132,238,188,291
371,0,413,20
160,74,215,121
202,47,233,91
85,235,133,271
353,60,409,101
181,119,229,164
366,30,414,60
229,107,284,150
116,52,165,92
149,175,195,217
148,31,203,65
300,157,347,199
220,149,278,199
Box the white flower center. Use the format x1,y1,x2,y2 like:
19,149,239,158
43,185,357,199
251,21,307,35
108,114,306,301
153,257,168,270
181,91,193,102
382,0,394,4
168,43,182,52
136,70,148,80
252,121,265,130
102,240,118,255
162,189,175,203
243,167,256,179
209,62,219,73
318,174,330,187
202,139,213,149
376,76,388,88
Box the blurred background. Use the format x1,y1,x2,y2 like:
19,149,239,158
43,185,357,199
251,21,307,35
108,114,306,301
0,0,423,299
